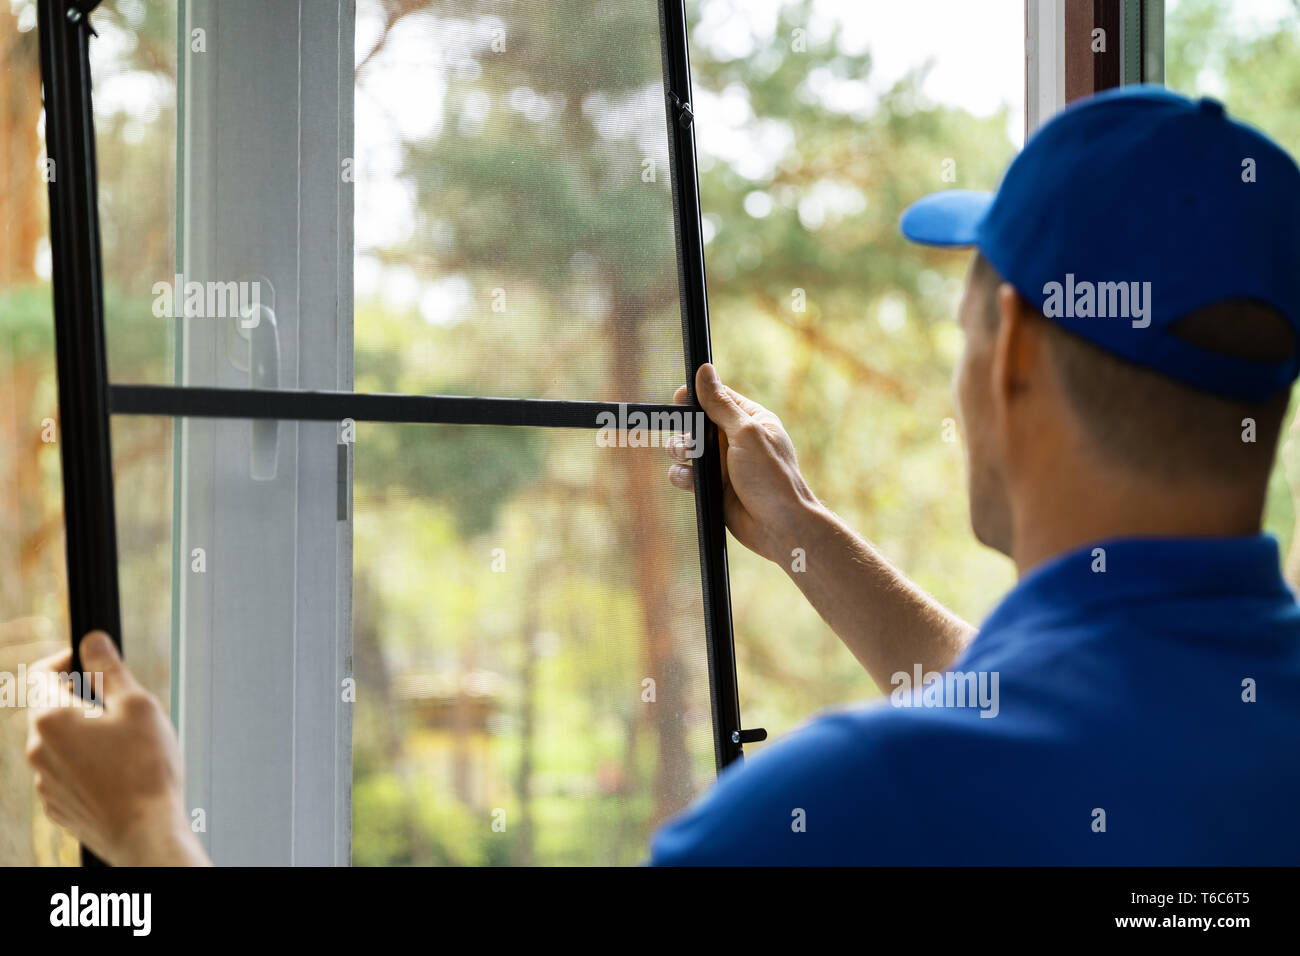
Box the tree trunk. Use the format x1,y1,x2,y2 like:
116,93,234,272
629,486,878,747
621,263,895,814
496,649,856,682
606,302,692,824
0,7,42,286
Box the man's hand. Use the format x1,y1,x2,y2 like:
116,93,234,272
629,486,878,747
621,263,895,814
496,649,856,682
26,631,210,866
668,364,974,688
668,363,822,564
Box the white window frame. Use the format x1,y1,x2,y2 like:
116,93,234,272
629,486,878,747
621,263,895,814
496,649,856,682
175,0,355,866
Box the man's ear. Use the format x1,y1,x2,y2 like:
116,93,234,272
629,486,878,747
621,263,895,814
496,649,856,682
990,283,1043,407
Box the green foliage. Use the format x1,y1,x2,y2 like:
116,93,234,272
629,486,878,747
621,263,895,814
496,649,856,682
1164,0,1300,561
362,420,543,537
352,772,497,866
0,286,53,357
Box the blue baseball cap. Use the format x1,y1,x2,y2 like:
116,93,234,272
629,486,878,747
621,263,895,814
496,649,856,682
900,85,1300,401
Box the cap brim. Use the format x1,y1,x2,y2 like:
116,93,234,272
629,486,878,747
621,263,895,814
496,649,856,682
899,189,993,247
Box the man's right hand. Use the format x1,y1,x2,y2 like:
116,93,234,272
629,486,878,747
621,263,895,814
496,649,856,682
667,363,822,564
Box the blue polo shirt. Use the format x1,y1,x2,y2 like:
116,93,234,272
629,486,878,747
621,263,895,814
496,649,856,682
649,535,1300,865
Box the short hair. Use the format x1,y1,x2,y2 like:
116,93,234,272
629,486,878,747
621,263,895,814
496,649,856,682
971,253,1296,482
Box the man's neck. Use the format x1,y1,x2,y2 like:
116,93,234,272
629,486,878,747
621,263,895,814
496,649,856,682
1010,470,1265,576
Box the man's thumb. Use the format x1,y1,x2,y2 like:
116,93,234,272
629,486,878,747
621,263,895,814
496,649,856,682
695,364,748,432
79,630,124,677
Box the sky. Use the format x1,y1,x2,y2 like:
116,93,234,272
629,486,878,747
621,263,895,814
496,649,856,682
692,0,1027,151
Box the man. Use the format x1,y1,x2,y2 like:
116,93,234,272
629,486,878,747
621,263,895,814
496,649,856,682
27,86,1300,865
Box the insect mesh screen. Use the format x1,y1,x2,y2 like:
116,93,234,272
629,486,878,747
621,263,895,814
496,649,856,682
107,414,715,865
77,0,724,866
353,0,687,402
95,0,690,403
88,0,178,387
352,424,715,865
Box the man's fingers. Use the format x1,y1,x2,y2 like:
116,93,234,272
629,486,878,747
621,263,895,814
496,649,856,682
694,364,750,433
673,384,689,405
665,433,693,463
27,703,77,775
29,648,73,679
27,667,80,718
38,792,75,832
31,770,92,843
668,462,694,491
724,384,766,418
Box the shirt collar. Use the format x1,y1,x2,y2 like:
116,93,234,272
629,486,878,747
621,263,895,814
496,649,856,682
974,533,1292,645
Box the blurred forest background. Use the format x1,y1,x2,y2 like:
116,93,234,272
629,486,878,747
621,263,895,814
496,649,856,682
2,0,1300,865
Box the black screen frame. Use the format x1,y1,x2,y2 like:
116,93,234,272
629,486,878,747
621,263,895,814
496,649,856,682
38,0,752,867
